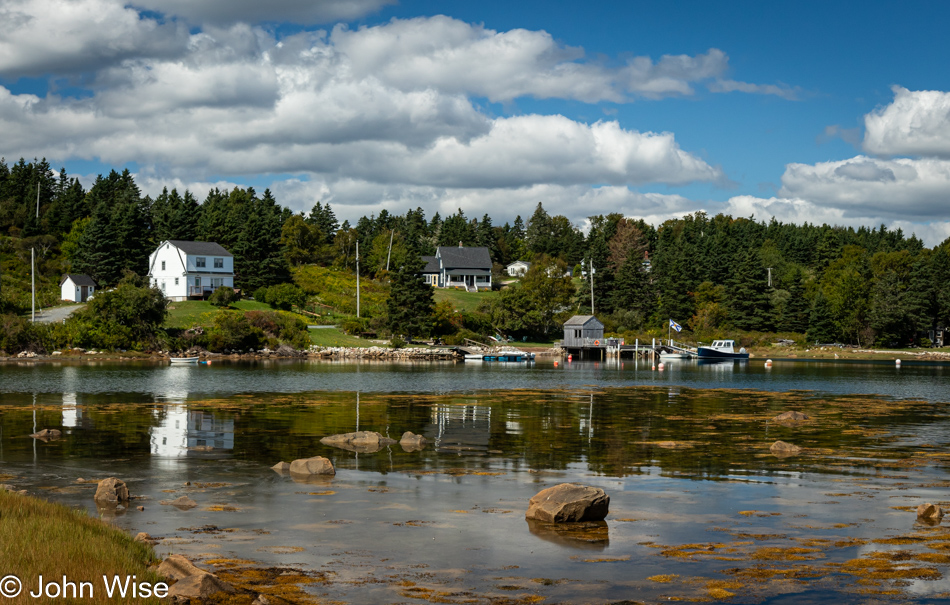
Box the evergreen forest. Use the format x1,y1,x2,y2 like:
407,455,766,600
2,157,950,353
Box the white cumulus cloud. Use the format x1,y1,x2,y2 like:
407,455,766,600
864,86,950,157
779,156,950,220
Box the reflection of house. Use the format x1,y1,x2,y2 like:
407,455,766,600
62,392,81,428
147,240,234,301
562,315,604,347
420,245,492,291
60,274,96,302
425,404,492,453
506,260,531,277
150,406,234,460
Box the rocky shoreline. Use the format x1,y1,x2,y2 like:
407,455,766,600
1,344,565,363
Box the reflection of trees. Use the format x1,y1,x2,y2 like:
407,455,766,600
1,388,942,478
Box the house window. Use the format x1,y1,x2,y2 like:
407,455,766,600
196,257,206,268
574,329,581,339
161,260,166,270
214,258,223,268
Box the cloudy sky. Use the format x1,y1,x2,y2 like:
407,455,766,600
3,0,950,244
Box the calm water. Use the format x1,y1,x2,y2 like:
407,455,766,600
2,359,950,604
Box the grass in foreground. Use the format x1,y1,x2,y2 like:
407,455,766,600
0,490,163,604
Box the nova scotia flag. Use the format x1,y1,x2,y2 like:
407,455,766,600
669,319,683,332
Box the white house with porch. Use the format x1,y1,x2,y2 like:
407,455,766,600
421,245,493,291
148,240,234,301
60,274,97,302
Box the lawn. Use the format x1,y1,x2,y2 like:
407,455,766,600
164,300,309,328
433,288,498,313
308,327,373,347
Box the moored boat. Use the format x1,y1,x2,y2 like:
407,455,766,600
169,356,200,364
696,340,749,360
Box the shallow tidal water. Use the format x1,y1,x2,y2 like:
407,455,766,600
3,359,950,603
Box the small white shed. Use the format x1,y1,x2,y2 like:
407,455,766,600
60,274,97,302
506,260,531,277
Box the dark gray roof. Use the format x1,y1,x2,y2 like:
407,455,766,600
60,274,97,287
437,246,492,269
167,240,232,257
421,256,439,273
564,315,603,328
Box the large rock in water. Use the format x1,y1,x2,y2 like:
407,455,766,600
525,483,609,523
320,431,397,453
770,440,802,455
772,411,809,423
30,428,62,441
289,456,336,476
918,503,944,520
94,477,130,503
400,431,427,451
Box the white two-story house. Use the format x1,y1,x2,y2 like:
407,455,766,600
148,240,235,301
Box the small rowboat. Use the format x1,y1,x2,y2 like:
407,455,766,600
169,356,200,364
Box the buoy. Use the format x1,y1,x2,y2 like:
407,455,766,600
765,359,772,368
568,354,573,362
651,365,656,370
896,359,901,366
553,361,558,367
658,362,665,370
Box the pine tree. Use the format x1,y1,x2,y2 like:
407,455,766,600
387,256,434,342
777,271,809,333
807,290,837,343
727,249,773,332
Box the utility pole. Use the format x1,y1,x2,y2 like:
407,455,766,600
356,240,360,319
386,229,394,272
31,186,38,322
590,263,595,315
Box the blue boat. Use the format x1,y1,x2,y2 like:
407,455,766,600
696,340,749,361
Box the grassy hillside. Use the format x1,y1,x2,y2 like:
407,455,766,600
433,288,498,313
308,326,373,347
292,265,389,317
165,300,309,329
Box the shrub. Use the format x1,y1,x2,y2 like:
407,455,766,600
390,336,406,349
253,287,269,304
206,311,265,352
209,286,239,308
265,283,306,311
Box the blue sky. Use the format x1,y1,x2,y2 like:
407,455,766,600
3,0,950,243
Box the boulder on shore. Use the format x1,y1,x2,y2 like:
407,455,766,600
770,440,802,455
525,483,609,523
320,431,396,453
30,428,63,441
400,431,427,451
168,572,237,600
157,554,208,581
289,456,336,476
918,503,944,520
94,477,130,503
772,411,809,423
271,461,291,473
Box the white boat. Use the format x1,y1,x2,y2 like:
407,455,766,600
696,340,749,361
658,351,692,359
169,356,200,364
